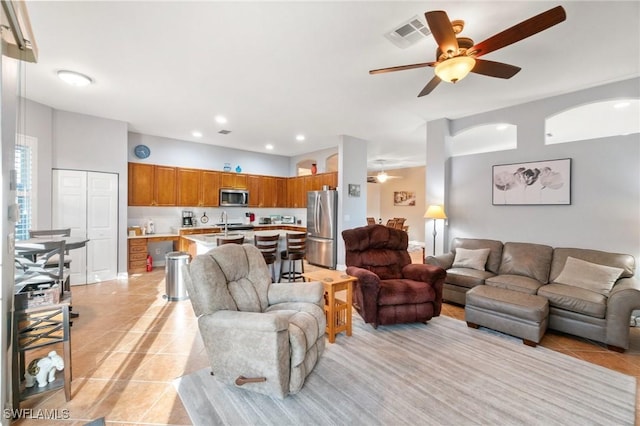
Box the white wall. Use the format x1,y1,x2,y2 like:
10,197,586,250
289,145,339,176
338,135,368,268
366,183,380,221
430,78,640,270
1,53,20,418
129,132,290,176
374,166,426,243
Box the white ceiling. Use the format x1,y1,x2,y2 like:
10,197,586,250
23,1,640,170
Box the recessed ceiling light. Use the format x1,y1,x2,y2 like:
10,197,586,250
192,130,203,138
57,70,93,87
265,144,274,150
614,102,630,109
295,134,305,141
215,115,228,124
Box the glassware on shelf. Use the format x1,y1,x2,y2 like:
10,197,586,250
223,163,232,172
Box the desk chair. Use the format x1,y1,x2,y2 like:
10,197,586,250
279,233,306,282
254,234,279,282
217,235,245,246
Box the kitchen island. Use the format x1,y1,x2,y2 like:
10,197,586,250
126,225,306,274
182,228,306,257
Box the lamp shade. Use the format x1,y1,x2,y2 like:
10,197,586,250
424,205,447,219
434,56,476,83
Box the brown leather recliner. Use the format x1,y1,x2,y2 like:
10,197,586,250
342,224,446,328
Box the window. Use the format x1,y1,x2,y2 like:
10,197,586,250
15,135,37,240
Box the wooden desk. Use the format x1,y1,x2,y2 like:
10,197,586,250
302,269,355,343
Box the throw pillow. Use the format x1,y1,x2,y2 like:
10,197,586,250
553,256,624,296
452,248,491,271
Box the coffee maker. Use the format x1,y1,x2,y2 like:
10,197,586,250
182,211,194,227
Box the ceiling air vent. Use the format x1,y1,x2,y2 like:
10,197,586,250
218,130,231,135
384,15,431,49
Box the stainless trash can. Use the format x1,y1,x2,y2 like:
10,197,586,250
165,251,190,301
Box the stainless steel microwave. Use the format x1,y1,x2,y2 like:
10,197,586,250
219,188,249,207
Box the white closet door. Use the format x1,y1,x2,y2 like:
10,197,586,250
53,170,118,284
52,170,87,285
86,172,118,282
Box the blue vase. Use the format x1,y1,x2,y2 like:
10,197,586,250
235,165,242,173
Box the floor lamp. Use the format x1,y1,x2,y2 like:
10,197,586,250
424,205,447,256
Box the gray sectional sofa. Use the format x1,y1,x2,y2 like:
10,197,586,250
426,238,639,352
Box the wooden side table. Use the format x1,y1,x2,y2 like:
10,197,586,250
302,269,355,343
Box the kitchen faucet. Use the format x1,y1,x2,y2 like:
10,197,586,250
220,211,228,236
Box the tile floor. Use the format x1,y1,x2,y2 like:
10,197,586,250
12,265,640,425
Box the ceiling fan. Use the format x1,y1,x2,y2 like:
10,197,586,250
367,160,402,183
370,6,566,97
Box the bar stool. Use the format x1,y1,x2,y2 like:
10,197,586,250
254,234,279,282
279,233,306,282
217,235,245,246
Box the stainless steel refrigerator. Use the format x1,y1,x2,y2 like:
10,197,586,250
306,190,338,269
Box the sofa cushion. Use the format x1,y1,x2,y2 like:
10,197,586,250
553,256,624,296
485,274,543,295
537,283,607,319
550,248,635,281
446,268,496,289
498,242,553,283
451,238,503,274
452,248,491,271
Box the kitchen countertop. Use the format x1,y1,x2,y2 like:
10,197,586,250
127,225,306,239
127,233,179,239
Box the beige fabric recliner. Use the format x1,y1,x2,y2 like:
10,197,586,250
183,243,326,399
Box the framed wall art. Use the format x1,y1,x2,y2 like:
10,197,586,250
393,191,416,206
492,158,571,205
348,184,361,197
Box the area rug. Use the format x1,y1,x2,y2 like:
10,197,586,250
174,315,636,425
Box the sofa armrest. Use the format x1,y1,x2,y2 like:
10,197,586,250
268,282,324,306
605,277,640,350
200,310,290,333
425,252,454,269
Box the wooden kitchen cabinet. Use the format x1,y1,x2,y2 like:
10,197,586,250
128,163,177,206
220,172,247,189
287,176,306,208
247,175,262,207
128,238,148,273
154,165,178,206
260,176,278,207
275,177,287,207
177,168,220,207
201,170,220,206
177,168,202,206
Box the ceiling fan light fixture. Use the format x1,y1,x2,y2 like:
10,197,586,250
376,171,389,183
434,56,476,83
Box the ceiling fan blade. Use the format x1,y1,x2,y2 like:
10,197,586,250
469,6,566,58
471,59,521,79
425,11,459,56
417,76,441,97
369,62,435,75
